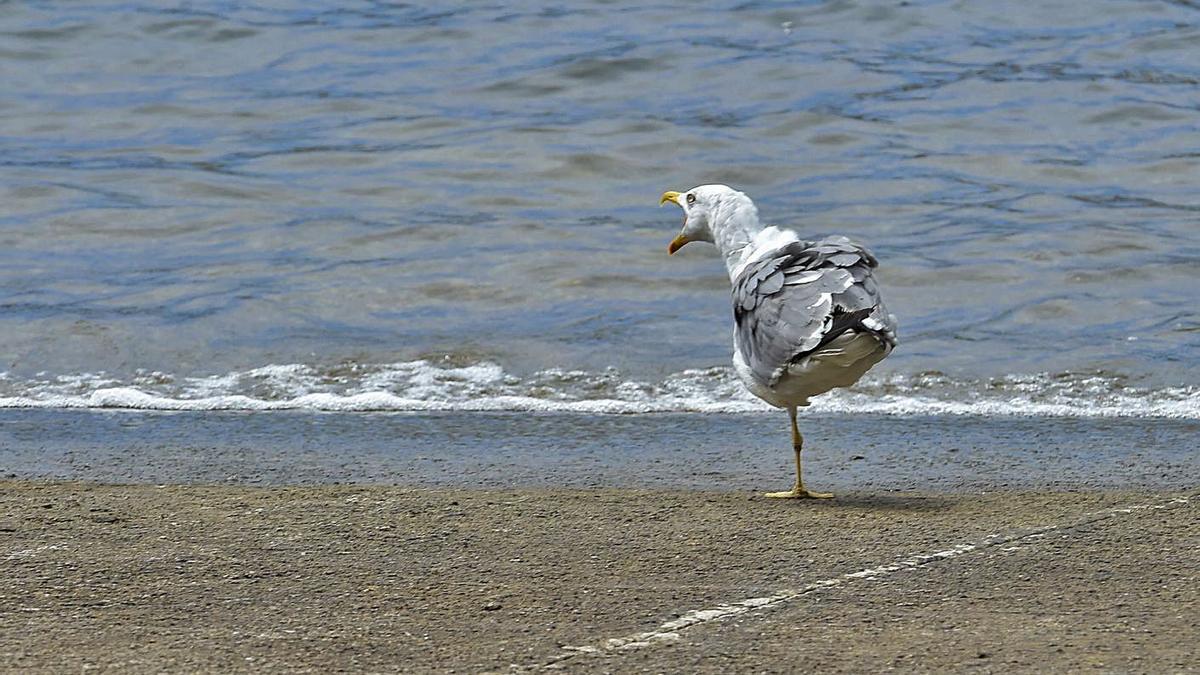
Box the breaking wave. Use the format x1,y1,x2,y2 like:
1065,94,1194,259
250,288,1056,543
0,361,1196,418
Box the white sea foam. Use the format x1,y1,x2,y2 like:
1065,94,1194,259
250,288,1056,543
0,361,1196,418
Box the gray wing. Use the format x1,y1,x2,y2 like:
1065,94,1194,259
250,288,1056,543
732,235,897,386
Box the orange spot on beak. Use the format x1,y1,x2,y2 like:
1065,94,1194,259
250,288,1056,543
668,234,690,255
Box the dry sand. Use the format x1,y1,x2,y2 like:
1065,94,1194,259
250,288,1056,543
1,481,1196,673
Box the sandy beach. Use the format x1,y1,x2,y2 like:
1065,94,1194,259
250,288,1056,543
2,480,1195,673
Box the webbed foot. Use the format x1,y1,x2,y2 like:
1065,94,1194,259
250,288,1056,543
764,487,834,499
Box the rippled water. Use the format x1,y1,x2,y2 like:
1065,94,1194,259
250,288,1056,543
1,1,1198,414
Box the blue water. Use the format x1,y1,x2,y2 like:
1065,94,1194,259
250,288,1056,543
1,1,1198,414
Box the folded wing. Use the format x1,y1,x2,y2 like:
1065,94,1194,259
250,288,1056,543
731,235,897,386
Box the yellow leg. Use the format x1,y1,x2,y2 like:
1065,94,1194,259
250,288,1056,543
764,407,833,499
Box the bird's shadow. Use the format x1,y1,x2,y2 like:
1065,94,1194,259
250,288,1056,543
758,492,955,512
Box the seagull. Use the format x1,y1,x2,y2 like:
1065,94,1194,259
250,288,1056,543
660,185,897,499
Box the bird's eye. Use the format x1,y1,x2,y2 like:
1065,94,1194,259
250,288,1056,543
686,193,696,205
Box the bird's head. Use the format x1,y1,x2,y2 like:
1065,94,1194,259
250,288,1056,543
659,184,756,255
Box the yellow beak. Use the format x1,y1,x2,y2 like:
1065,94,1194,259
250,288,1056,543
660,191,688,254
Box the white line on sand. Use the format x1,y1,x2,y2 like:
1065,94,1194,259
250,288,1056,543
515,496,1191,671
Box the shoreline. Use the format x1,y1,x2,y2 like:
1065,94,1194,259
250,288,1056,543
3,409,1197,491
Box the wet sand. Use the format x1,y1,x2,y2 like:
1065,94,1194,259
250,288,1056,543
5,410,1198,492
2,481,1196,673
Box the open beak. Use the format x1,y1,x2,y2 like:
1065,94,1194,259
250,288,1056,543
659,190,689,255
667,234,690,255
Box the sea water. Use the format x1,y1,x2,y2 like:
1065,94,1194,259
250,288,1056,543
1,3,1198,482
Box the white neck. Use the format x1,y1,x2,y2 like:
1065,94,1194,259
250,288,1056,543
709,196,766,278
